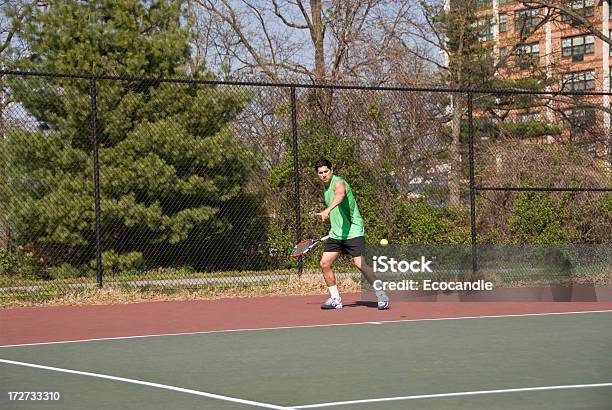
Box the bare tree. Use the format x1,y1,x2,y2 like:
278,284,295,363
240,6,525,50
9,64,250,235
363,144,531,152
195,0,610,208
193,1,439,182
194,1,426,84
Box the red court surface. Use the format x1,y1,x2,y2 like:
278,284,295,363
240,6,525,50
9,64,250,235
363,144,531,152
2,292,612,346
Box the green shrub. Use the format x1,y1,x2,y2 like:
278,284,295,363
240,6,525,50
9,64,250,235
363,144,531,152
0,249,18,275
1,247,48,280
15,262,47,281
90,251,145,275
501,121,562,140
509,191,572,244
391,197,470,244
266,219,299,269
48,263,93,279
566,193,612,244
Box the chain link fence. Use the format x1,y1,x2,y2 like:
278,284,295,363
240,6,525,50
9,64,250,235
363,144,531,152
1,70,610,301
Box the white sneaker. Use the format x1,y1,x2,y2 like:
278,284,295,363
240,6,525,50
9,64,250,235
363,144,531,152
321,297,343,310
377,293,390,310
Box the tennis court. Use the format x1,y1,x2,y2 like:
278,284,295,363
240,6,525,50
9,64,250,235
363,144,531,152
1,295,611,409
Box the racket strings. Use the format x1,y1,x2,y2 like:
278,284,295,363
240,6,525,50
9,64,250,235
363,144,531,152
292,240,316,256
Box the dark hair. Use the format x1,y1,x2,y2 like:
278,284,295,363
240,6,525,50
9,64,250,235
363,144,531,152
314,158,332,171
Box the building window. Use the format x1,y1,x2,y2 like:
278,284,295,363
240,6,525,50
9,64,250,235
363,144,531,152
561,0,595,22
516,112,542,122
563,108,596,130
514,9,542,33
561,34,595,61
516,42,540,67
475,0,493,9
562,70,596,91
517,43,539,58
499,13,507,33
473,17,493,42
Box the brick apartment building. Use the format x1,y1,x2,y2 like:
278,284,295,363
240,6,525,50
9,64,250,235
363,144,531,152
450,0,611,148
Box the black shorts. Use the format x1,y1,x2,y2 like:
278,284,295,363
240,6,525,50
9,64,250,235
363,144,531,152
324,236,365,257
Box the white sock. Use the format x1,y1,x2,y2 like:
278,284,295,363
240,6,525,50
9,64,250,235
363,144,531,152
328,285,340,299
375,289,386,298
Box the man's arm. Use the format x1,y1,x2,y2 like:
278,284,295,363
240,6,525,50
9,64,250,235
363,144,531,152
317,181,346,221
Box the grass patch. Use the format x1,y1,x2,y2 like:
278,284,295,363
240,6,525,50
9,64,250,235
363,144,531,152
0,274,362,308
0,268,307,288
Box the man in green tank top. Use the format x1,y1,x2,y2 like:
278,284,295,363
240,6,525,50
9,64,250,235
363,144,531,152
314,159,389,310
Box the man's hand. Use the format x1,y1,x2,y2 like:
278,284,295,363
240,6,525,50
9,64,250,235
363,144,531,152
316,209,330,221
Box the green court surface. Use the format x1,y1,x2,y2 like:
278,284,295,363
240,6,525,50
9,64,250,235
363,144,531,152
1,311,611,409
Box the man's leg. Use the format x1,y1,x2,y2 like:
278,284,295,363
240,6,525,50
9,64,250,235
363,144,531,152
353,256,390,310
353,255,376,285
320,251,342,309
320,251,341,286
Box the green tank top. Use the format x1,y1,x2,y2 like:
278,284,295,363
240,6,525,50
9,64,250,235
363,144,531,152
323,175,365,240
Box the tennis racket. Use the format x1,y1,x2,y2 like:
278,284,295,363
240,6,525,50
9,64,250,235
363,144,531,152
291,235,330,258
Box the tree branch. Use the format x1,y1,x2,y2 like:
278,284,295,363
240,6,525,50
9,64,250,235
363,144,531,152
522,0,612,47
0,0,39,55
272,0,308,29
199,0,280,82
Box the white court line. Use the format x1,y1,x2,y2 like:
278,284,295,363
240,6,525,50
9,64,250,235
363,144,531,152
1,309,611,349
0,359,292,410
293,383,612,408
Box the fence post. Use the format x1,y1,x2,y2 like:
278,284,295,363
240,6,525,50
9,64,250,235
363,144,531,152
290,87,303,275
91,76,103,287
467,92,478,273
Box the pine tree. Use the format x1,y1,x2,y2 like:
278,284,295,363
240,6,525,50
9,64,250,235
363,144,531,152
1,0,267,275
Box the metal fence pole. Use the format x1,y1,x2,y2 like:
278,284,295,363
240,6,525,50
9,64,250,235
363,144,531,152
91,76,103,287
467,92,478,273
290,87,303,275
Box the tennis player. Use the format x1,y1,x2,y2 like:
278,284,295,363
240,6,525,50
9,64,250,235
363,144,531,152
314,159,390,310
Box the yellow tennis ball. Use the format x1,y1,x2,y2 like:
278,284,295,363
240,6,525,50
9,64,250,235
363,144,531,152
380,238,388,246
